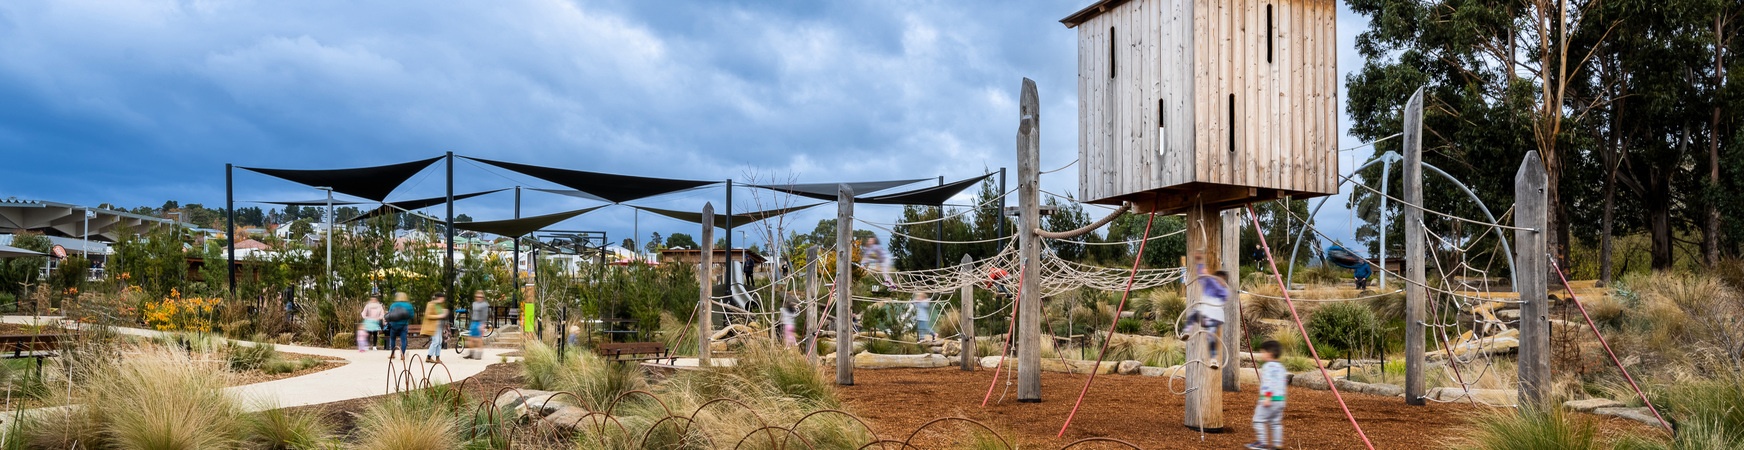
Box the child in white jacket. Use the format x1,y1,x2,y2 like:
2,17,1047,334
1248,340,1288,450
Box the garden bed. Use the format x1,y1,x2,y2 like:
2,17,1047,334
229,350,347,385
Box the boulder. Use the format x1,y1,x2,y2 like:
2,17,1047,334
1117,360,1143,375
1564,398,1625,413
1334,380,1404,398
852,352,950,369
1138,366,1175,377
1594,407,1663,427
970,356,1116,374
1429,388,1517,405
942,340,962,357
980,355,1004,368
1288,369,1348,390
538,405,593,430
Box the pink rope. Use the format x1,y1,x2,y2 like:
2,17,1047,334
1057,212,1156,437
982,271,1024,407
1247,205,1376,450
1546,256,1672,432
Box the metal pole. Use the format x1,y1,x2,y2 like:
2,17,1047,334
82,208,88,258
998,168,1007,241
725,179,734,288
835,184,855,385
937,176,944,269
445,151,455,304
1379,158,1391,288
227,164,236,295
513,186,521,311
324,187,334,287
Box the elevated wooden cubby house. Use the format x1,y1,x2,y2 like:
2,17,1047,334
1062,0,1339,214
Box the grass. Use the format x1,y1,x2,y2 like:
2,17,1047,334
227,342,278,372
1450,404,1600,450
81,346,246,449
352,386,462,450
1281,355,1317,372
243,406,336,449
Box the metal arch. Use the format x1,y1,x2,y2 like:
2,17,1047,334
1286,153,1517,292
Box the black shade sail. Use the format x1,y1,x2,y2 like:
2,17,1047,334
343,189,505,223
240,156,443,202
252,198,366,206
632,203,826,230
857,173,994,206
451,206,606,238
748,179,929,201
464,156,718,203
529,188,609,203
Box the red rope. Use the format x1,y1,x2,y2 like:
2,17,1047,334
1057,212,1156,437
806,284,839,358
1247,205,1376,450
1546,257,1672,432
982,271,1024,407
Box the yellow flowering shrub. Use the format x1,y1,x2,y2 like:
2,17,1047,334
142,289,219,332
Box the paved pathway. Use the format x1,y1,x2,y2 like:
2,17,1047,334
0,316,513,412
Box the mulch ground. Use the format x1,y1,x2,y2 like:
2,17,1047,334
837,368,1661,449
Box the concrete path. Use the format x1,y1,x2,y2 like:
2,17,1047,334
0,316,513,411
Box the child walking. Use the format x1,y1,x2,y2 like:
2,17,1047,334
1247,340,1288,450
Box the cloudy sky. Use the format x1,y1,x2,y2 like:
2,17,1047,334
0,0,1375,251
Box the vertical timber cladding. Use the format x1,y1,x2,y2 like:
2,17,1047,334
1066,0,1338,209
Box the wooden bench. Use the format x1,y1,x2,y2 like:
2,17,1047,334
595,342,674,364
0,334,63,377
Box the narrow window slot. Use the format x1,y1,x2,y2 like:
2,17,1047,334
1228,94,1237,153
1109,27,1116,78
1266,5,1274,63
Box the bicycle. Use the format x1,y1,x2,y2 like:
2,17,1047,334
449,308,498,355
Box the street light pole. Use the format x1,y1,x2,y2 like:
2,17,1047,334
319,187,334,288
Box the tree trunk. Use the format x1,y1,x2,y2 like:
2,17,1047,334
1706,13,1726,266
1599,169,1617,285
1650,191,1674,270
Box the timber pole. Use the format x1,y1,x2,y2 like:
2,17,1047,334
1403,87,1428,405
1184,203,1225,431
960,253,976,371
1220,209,1242,392
806,247,819,364
699,203,715,367
1515,152,1549,405
1016,77,1042,402
836,184,855,385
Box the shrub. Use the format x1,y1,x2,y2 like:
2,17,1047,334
1115,317,1144,334
261,359,301,375
1281,356,1316,372
1305,302,1379,359
1450,404,1599,450
243,407,335,449
1147,290,1187,323
352,388,460,450
85,346,245,449
228,342,278,372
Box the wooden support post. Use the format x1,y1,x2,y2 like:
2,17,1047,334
1220,209,1242,392
1515,151,1549,405
1184,204,1225,431
836,184,855,385
1016,78,1042,402
806,247,820,365
960,253,976,371
698,203,715,367
1403,87,1428,405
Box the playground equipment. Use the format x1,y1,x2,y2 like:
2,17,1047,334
1060,0,1341,432
1325,245,1373,289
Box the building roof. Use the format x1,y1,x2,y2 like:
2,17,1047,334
0,198,184,242
1059,0,1133,28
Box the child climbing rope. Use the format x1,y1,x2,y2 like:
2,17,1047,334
986,267,1012,298
860,236,896,288
1180,251,1228,369
911,292,933,341
779,299,798,347
1248,340,1288,450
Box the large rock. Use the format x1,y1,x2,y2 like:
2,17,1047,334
1288,369,1348,390
492,389,571,420
1429,329,1521,361
538,405,593,430
1564,398,1625,413
1138,365,1176,377
969,356,1116,374
852,352,950,369
1594,407,1663,427
1118,360,1143,375
1429,388,1517,405
1334,380,1404,398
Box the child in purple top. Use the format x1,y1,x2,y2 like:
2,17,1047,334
1180,251,1230,368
